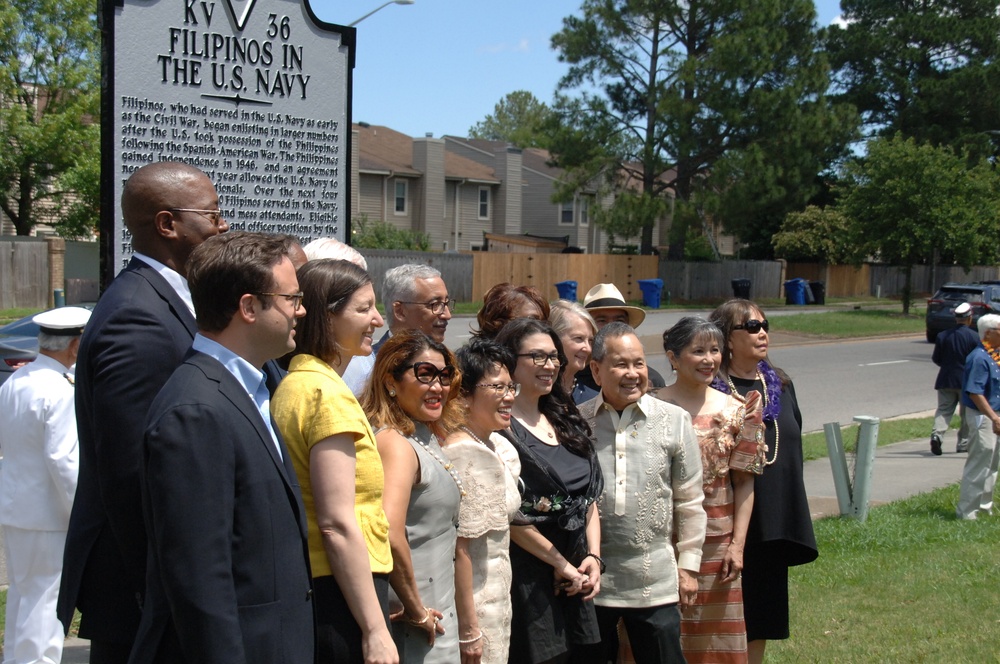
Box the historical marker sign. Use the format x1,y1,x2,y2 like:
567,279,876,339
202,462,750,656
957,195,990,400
103,0,354,279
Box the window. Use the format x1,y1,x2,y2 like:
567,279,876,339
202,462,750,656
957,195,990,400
580,196,591,227
559,200,574,225
478,187,490,220
394,180,407,215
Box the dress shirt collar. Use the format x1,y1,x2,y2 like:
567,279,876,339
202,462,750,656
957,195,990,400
132,252,195,317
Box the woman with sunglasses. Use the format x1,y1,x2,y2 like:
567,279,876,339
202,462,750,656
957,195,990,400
360,330,464,663
442,338,522,664
494,318,603,664
657,317,765,663
271,259,396,664
708,300,817,664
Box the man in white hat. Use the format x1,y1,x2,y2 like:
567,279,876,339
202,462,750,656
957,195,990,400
931,302,979,455
577,283,666,390
0,306,91,664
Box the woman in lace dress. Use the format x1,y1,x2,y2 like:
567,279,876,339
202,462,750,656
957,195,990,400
361,330,464,663
657,317,765,664
443,338,522,664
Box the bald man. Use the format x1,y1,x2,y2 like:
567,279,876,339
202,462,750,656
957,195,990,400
58,162,230,663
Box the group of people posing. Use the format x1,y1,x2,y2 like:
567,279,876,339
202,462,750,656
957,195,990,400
40,162,817,664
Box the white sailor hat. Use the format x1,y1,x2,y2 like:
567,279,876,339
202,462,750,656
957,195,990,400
954,302,973,317
32,306,92,336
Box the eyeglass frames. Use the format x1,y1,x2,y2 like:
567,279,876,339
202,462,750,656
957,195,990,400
397,361,455,386
255,292,305,311
517,351,561,367
476,382,521,397
397,298,454,315
169,208,224,225
734,319,769,334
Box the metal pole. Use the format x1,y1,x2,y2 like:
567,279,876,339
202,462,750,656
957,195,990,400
850,415,881,522
824,422,853,516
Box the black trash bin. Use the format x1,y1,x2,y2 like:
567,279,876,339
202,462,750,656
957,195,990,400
731,278,751,300
809,281,826,305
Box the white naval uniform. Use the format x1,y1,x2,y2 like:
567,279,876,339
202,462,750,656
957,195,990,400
0,354,80,664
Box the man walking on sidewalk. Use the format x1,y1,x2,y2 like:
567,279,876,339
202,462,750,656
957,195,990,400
956,314,1000,520
931,302,978,455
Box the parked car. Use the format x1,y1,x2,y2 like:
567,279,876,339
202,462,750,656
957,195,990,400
0,305,94,386
925,282,1000,342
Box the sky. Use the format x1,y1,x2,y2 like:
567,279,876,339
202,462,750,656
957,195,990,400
309,1,846,139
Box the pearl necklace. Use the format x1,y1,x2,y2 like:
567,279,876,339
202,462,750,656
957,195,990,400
726,371,780,467
459,426,491,448
417,434,466,497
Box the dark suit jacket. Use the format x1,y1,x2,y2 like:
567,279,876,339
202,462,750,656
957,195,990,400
59,257,198,642
128,351,313,664
933,324,980,390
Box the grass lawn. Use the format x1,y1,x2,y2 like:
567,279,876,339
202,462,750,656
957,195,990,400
771,308,926,338
769,483,1000,662
0,308,39,326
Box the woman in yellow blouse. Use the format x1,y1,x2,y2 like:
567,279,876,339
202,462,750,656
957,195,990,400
272,258,397,664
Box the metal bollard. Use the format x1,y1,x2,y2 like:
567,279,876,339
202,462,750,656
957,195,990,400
824,415,880,521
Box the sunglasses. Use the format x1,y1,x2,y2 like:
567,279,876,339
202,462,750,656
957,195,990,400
734,319,769,334
397,361,455,386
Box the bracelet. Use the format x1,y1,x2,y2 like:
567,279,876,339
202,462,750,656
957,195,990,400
407,607,431,626
585,552,606,574
458,631,483,645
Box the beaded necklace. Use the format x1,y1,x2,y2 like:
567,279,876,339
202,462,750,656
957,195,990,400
982,339,1000,367
459,425,491,449
720,366,781,467
416,433,466,497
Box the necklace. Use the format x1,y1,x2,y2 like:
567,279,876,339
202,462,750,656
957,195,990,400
726,371,780,467
512,406,556,440
983,339,1000,367
459,426,492,449
417,435,466,497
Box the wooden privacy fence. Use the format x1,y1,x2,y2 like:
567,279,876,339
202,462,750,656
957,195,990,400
785,263,870,298
472,253,659,303
660,260,784,301
0,238,49,309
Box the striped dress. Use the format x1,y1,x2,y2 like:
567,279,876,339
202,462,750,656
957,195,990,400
679,395,764,663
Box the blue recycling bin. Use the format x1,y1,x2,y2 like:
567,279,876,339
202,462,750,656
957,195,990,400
555,280,577,302
784,278,807,305
637,278,664,309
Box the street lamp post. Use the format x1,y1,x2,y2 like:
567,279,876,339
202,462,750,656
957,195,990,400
348,0,414,27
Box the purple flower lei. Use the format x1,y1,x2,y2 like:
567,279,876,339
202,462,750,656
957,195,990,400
712,360,782,423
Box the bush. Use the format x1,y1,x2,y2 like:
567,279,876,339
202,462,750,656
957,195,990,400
350,214,430,251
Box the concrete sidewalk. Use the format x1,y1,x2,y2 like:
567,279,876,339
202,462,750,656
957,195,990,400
57,433,969,663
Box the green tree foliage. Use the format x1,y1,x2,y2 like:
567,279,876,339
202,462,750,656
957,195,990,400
350,214,430,251
827,0,1000,160
0,0,100,236
840,135,1000,313
772,205,853,263
548,0,856,258
468,90,552,148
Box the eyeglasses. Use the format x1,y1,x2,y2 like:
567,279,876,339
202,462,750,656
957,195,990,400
398,361,455,386
517,351,561,367
256,291,305,312
734,319,769,334
476,382,521,397
169,208,224,226
397,299,454,315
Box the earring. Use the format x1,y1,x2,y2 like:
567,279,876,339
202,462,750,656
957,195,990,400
388,389,396,397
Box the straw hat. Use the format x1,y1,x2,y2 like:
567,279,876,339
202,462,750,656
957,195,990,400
582,283,646,328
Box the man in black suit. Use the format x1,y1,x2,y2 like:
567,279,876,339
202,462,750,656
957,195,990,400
129,232,313,663
58,162,229,662
932,302,980,455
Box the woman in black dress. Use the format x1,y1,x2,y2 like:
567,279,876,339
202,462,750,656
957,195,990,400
494,318,603,664
709,299,818,664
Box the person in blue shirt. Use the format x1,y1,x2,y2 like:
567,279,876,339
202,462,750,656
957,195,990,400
931,302,979,454
956,314,1000,520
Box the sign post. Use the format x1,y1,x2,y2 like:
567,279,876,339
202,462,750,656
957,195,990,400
102,0,354,284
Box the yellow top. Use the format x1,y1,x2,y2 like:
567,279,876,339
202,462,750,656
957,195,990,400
272,353,392,576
